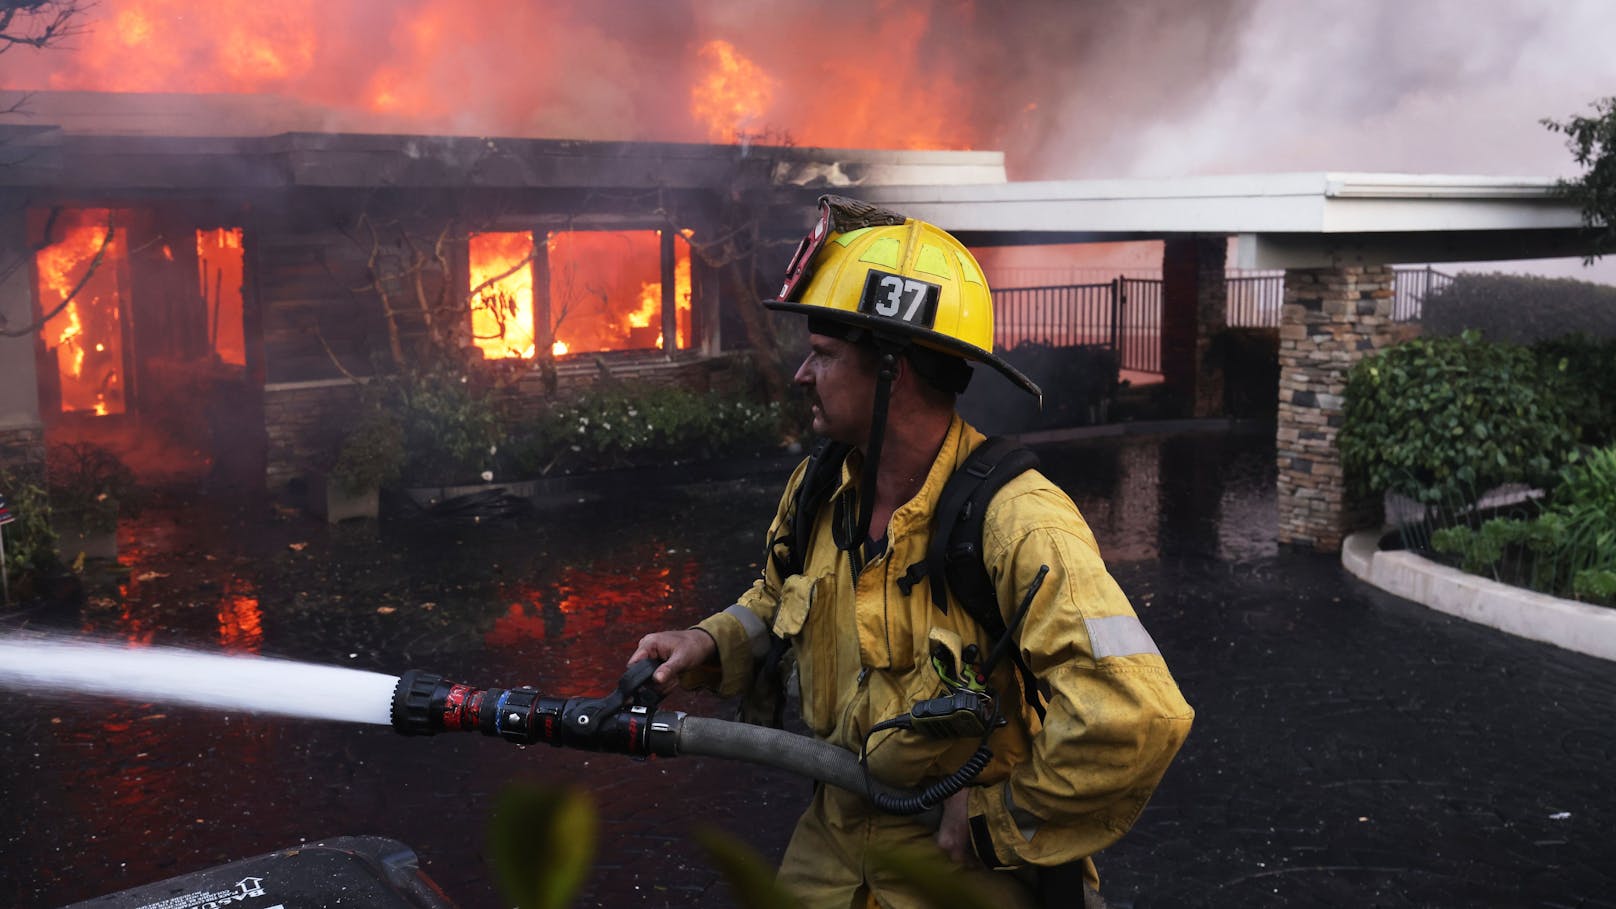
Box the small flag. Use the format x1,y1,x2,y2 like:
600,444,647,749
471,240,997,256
0,493,14,526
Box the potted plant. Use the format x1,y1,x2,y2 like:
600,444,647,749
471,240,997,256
48,442,138,561
315,406,405,523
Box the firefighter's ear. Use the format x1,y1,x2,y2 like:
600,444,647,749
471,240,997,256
886,352,915,392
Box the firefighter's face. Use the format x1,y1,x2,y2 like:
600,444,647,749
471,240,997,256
795,333,876,446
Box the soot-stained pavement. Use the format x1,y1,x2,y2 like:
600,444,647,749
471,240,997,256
1,428,1612,908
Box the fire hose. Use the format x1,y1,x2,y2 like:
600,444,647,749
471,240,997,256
390,658,989,823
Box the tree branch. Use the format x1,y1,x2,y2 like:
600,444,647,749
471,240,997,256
0,210,114,338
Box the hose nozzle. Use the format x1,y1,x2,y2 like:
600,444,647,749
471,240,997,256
390,664,679,756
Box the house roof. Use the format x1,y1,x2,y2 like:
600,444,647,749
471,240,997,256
0,91,1592,267
0,91,1008,194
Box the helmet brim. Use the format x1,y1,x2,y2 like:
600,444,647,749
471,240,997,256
765,298,1044,400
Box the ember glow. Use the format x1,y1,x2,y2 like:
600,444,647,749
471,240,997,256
217,578,264,653
196,227,247,367
35,210,129,417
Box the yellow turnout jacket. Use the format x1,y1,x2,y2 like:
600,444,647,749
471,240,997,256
693,415,1193,878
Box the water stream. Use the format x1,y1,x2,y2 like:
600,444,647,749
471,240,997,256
0,633,398,726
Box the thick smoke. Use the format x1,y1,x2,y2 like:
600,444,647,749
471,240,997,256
1,0,1611,183
1085,0,1616,181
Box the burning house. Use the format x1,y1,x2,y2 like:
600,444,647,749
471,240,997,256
0,90,1010,491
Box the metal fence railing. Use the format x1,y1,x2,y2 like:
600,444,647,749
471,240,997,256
1221,266,1455,328
988,266,1457,376
991,278,1163,375
1119,278,1162,374
1392,266,1455,322
1227,271,1285,327
991,282,1119,351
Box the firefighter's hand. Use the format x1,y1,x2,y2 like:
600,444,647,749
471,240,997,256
936,790,980,867
630,629,717,693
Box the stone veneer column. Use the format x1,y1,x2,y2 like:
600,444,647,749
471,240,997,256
1161,236,1228,418
1276,265,1396,551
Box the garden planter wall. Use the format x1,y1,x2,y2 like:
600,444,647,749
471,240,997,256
54,523,117,561
309,473,379,523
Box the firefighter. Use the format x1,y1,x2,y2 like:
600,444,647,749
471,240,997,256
630,197,1192,908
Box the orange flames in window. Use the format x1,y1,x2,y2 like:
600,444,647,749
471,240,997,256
469,229,692,360
469,231,538,359
197,227,247,367
35,210,129,417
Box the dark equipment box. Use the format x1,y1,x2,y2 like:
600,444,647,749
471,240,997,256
62,836,458,909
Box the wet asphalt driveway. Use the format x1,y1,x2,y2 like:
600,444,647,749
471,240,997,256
2,426,1613,908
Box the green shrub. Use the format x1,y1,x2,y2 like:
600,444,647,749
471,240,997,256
1531,334,1616,446
0,466,60,590
1341,332,1579,505
331,406,406,494
1423,272,1616,343
519,381,782,474
363,370,504,485
47,442,139,534
1430,444,1616,606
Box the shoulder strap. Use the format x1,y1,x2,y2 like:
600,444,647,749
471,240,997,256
925,436,1039,627
749,438,849,729
924,436,1045,718
771,437,851,580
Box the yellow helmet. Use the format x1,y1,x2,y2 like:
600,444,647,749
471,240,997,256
765,196,1041,398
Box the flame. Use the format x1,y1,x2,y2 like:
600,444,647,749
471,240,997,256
691,39,774,143
197,227,247,367
0,2,984,151
56,307,84,377
468,231,537,359
35,210,128,416
548,230,692,356
458,228,716,362
626,245,693,348
47,0,322,95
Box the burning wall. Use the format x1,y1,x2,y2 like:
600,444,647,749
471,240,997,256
34,209,129,417
30,209,248,423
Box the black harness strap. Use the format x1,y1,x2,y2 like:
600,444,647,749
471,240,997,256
769,434,1048,721
771,438,851,580
919,436,1046,719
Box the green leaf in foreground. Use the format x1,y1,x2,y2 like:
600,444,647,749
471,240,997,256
487,782,598,909
694,826,804,909
864,844,1001,909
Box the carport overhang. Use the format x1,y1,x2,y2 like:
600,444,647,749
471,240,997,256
866,171,1598,553
861,172,1592,266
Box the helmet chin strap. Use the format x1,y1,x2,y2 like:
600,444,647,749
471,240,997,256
854,344,902,556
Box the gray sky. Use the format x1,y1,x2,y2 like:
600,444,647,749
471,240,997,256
1068,0,1615,182
1013,0,1616,281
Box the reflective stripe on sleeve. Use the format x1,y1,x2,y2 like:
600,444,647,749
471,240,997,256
723,604,772,661
1083,615,1161,660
